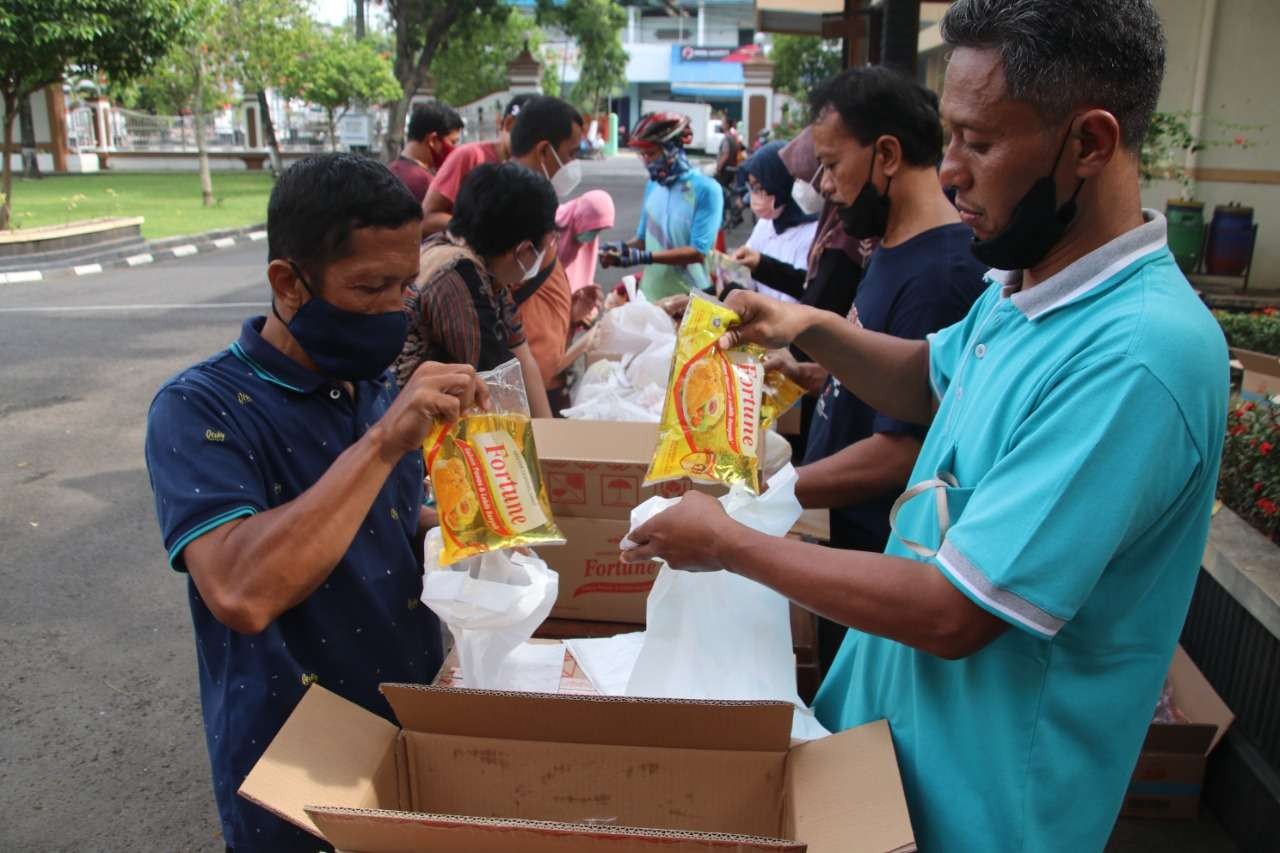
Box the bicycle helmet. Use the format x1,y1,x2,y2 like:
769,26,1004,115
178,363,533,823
629,112,693,149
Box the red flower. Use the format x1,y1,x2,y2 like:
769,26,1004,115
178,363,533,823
1230,424,1247,435
1258,498,1278,516
1262,442,1274,455
1263,306,1278,316
1243,402,1258,412
1255,482,1265,493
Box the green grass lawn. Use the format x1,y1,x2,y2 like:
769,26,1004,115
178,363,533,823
4,171,272,240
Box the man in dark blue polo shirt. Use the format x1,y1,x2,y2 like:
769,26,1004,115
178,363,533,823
773,68,986,669
144,154,486,852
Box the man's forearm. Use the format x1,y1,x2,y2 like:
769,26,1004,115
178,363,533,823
186,425,406,633
796,432,922,509
723,527,1005,659
421,191,453,237
514,343,553,419
795,309,934,425
652,246,705,267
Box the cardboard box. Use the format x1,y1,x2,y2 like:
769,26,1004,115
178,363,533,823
546,516,657,624
1121,646,1234,820
1232,347,1280,399
534,419,723,521
240,684,916,853
535,420,828,624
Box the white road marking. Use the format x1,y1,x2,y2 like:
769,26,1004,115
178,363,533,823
125,253,155,266
213,237,236,248
247,230,267,241
74,264,104,276
1,270,43,283
0,301,267,314
171,244,199,257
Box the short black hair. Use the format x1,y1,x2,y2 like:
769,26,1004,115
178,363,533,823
509,96,584,157
941,0,1166,150
407,102,462,142
449,162,558,258
505,93,537,119
267,153,421,284
809,66,943,167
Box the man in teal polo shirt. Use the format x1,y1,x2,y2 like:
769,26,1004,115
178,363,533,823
620,1,1229,849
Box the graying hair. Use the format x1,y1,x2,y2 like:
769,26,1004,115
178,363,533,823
940,0,1166,150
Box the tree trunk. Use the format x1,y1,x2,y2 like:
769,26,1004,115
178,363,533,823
384,0,465,162
193,53,215,207
1,91,16,230
257,90,283,175
328,109,338,152
355,0,366,39
18,94,40,179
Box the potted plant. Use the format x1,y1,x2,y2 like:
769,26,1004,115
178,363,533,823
1141,112,1264,275
1141,111,1205,273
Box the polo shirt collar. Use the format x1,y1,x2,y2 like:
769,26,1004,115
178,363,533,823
990,209,1168,321
228,316,326,394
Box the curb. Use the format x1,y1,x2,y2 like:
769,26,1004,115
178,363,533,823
0,222,268,284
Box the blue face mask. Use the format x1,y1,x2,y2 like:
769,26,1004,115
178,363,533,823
274,262,408,382
645,143,691,186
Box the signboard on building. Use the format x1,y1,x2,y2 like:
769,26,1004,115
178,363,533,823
680,45,735,61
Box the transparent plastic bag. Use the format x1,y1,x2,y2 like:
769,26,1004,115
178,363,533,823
423,358,564,565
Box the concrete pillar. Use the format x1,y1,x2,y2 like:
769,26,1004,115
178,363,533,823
93,98,110,148
697,2,706,47
627,6,637,44
741,56,774,145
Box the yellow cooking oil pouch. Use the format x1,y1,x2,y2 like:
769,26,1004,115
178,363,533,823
422,360,563,565
645,295,768,493
761,370,805,432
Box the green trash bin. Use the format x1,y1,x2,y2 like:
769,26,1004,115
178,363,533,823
1165,200,1205,274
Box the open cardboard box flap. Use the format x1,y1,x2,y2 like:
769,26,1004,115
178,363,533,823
241,685,916,853
1141,646,1234,755
238,684,400,838
381,683,794,752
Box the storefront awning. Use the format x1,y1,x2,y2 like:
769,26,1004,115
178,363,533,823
670,84,743,100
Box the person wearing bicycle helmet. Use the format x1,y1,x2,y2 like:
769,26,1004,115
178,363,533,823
600,111,723,301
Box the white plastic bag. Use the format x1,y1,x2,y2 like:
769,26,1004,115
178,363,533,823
625,339,675,390
561,385,660,422
420,528,559,690
594,298,676,360
622,465,828,739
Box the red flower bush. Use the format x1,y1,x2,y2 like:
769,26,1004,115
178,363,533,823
1221,397,1280,543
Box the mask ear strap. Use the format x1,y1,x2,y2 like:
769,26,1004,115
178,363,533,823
276,262,315,324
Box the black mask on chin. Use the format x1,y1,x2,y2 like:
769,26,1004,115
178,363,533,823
970,128,1085,271
838,149,892,239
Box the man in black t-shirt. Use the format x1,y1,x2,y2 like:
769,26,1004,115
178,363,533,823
773,69,988,670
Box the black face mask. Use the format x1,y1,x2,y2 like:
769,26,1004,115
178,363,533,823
970,128,1085,271
837,150,892,239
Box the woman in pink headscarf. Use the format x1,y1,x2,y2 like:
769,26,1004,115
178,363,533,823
556,190,615,294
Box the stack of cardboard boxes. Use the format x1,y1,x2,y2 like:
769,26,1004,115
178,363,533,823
531,418,722,625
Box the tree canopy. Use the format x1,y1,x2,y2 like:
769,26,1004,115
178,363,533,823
0,0,192,226
770,35,842,102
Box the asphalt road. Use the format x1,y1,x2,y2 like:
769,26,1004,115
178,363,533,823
0,155,1234,852
0,157,663,851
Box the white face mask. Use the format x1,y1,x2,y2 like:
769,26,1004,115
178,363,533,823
516,242,547,281
792,166,825,216
544,146,582,199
